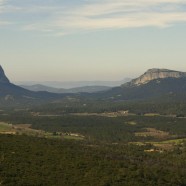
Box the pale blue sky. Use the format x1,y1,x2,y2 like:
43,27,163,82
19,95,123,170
1,0,186,81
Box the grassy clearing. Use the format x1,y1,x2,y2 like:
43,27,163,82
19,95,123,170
144,113,160,116
0,122,12,132
63,135,84,140
153,138,186,145
135,128,169,139
0,121,84,141
130,138,186,151
128,142,146,146
126,121,137,125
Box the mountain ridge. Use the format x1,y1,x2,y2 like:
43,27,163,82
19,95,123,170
0,66,68,106
1,65,186,107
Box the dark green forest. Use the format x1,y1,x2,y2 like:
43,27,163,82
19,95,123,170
0,109,186,186
31,97,186,116
1,135,186,186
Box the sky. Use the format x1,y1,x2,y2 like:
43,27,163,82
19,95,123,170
1,0,186,82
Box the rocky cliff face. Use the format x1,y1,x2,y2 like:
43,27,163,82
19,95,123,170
126,68,186,86
0,65,10,83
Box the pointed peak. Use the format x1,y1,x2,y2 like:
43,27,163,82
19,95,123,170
0,65,10,83
0,65,4,71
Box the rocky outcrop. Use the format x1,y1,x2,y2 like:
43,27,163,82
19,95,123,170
0,65,10,83
125,68,186,86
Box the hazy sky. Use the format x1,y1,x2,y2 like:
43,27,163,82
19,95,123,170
1,0,186,82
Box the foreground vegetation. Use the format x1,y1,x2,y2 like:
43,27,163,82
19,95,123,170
0,109,186,185
1,135,186,186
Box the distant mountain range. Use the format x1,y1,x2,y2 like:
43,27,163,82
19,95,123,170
20,84,111,94
15,79,131,89
1,65,186,107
